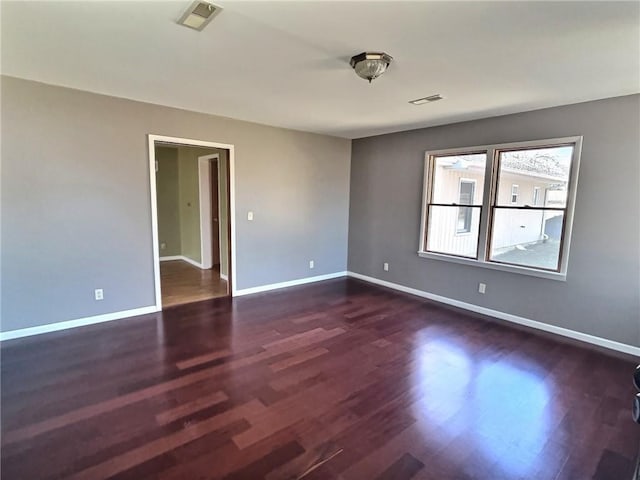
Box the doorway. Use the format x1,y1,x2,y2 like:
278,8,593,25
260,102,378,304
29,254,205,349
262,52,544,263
148,135,236,310
197,154,228,278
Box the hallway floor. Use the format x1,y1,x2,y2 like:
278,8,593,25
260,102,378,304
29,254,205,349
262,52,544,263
160,260,228,308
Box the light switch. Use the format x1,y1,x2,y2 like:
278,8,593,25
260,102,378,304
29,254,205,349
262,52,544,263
247,211,254,221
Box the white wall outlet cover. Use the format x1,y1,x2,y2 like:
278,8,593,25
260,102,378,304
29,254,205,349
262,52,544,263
94,289,104,300
478,283,486,294
309,260,314,269
160,242,166,250
247,211,254,221
383,262,389,271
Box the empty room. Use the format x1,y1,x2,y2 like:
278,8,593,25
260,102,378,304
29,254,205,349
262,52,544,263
1,1,639,479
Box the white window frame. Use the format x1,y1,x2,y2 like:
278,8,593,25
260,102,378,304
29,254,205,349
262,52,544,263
418,136,582,281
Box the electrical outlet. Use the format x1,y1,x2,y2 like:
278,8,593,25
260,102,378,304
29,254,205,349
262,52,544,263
160,242,166,250
478,283,486,294
94,288,104,301
247,211,254,221
309,260,314,269
383,262,389,272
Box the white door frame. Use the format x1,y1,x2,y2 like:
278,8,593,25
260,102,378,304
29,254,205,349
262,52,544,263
197,153,221,272
148,134,236,310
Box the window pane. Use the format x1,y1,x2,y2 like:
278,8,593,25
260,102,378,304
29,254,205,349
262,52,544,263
457,181,475,232
496,146,573,207
510,185,519,204
457,205,473,233
427,205,481,258
431,153,486,204
489,209,564,270
532,187,541,206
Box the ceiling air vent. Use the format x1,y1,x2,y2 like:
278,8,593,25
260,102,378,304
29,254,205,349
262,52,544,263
178,1,222,31
409,94,444,105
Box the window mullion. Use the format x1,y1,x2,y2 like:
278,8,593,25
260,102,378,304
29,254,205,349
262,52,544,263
476,147,496,262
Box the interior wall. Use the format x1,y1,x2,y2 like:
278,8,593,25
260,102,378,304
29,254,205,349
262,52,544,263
348,94,640,347
175,144,230,276
177,147,202,264
155,147,181,256
155,144,228,274
1,76,351,332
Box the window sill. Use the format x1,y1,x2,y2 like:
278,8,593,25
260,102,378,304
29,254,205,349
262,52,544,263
417,251,567,281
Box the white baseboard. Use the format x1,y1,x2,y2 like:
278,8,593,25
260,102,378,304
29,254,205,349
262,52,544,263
4,271,636,358
0,305,160,342
220,273,229,281
347,271,640,357
159,255,182,261
234,271,347,297
181,256,204,269
160,255,204,269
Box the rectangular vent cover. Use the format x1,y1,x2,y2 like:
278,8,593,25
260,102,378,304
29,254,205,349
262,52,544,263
409,94,444,105
178,1,222,31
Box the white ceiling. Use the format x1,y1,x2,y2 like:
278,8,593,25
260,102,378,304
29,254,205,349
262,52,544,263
2,1,639,139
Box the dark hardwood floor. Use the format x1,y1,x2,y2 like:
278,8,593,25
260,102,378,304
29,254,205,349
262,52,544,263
1,278,638,479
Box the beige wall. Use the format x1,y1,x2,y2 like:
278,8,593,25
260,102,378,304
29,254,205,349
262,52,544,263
155,145,230,275
177,147,202,263
493,172,557,250
177,145,230,276
496,173,551,207
156,147,181,256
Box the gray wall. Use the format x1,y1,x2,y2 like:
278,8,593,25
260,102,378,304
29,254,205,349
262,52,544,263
1,76,351,332
348,94,640,346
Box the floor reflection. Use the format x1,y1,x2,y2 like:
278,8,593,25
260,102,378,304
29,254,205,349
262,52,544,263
412,337,554,477
473,362,551,476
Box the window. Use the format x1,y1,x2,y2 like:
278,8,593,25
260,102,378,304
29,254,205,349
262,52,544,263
510,185,519,204
423,153,486,258
457,180,476,234
419,137,582,279
532,187,541,206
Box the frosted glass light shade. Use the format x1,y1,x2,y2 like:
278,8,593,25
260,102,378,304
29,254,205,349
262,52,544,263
350,52,393,83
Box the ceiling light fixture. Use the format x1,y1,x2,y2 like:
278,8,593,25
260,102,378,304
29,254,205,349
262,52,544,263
178,1,222,31
409,94,444,105
349,52,393,83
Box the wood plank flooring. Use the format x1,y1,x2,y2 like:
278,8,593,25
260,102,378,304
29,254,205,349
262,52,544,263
1,278,638,479
160,260,228,308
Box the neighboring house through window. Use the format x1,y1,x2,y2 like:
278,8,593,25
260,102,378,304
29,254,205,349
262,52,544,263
532,187,541,206
511,184,519,204
457,180,476,234
419,137,582,279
